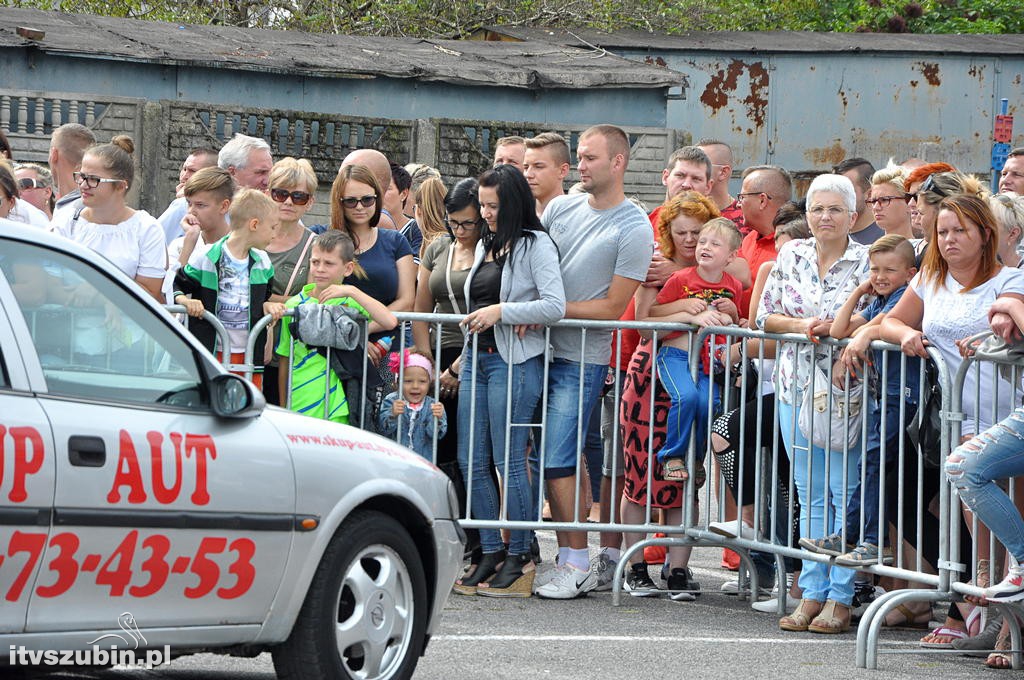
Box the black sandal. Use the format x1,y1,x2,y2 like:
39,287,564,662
478,552,534,598
453,549,505,595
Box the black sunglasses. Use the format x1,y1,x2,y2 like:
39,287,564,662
270,188,312,206
341,195,376,208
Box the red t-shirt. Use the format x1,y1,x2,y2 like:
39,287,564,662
738,228,777,314
655,267,743,372
721,198,747,234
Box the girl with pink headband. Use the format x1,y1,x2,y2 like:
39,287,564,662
377,350,447,460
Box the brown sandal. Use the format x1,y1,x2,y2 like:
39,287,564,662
808,599,852,634
780,598,824,632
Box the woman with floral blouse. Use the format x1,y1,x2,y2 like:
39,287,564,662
758,174,870,635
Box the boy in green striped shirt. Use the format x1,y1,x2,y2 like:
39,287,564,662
276,232,397,423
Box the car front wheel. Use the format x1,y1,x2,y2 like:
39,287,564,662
273,510,428,680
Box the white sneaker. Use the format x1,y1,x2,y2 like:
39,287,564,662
708,520,757,541
720,579,740,594
751,592,798,613
534,564,597,599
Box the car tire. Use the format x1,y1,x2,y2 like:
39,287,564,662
273,510,428,680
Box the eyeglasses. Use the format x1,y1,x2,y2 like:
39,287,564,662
808,205,849,219
73,172,124,189
446,218,479,232
270,188,312,206
17,178,49,191
864,195,907,207
341,195,376,208
737,191,771,202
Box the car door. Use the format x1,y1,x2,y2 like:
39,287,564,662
0,235,297,633
0,259,56,634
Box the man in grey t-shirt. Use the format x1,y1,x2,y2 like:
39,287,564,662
534,125,653,599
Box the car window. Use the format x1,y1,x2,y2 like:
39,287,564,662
0,241,208,410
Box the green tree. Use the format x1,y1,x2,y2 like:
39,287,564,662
6,0,1024,35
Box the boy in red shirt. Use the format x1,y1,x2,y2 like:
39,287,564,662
648,218,744,481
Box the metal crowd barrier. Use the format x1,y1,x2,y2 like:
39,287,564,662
179,308,1024,671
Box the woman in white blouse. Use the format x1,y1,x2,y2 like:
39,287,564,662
757,174,870,635
52,135,166,301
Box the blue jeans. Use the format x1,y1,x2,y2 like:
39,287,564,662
655,346,719,464
779,398,862,606
457,347,543,555
948,406,1024,564
541,359,606,479
844,396,915,547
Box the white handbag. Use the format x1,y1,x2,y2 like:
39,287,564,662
798,363,863,450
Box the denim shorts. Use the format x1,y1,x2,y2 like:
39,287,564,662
542,359,606,478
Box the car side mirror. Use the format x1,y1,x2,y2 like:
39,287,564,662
210,373,265,418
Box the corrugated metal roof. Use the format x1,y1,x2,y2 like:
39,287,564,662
0,8,685,90
475,25,1024,55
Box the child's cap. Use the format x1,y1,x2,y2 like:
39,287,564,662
388,349,433,380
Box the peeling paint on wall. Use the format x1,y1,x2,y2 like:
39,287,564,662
915,61,941,86
699,59,770,128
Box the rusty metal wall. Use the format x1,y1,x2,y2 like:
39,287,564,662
630,50,1024,192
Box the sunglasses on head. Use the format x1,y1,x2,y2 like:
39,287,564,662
17,178,48,191
341,195,376,208
270,188,312,205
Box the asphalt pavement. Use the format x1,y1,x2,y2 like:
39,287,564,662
19,529,1006,680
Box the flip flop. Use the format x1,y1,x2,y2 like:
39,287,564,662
920,625,968,649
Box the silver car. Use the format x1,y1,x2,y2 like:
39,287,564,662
0,220,464,679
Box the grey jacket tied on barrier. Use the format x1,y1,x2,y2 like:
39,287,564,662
463,233,566,365
292,303,364,350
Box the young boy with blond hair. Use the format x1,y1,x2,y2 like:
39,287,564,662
173,188,285,387
648,218,745,481
802,234,919,567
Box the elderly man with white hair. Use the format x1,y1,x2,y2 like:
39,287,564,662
219,133,273,191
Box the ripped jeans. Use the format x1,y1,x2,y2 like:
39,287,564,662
947,406,1024,564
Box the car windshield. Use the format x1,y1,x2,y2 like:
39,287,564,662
0,240,208,410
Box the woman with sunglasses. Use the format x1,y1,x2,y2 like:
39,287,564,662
452,165,565,598
904,162,956,240
253,158,318,404
52,135,165,301
13,163,55,219
328,164,415,381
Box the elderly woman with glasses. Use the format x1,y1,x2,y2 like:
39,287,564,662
758,174,870,634
51,135,165,301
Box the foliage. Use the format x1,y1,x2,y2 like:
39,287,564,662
5,0,1024,36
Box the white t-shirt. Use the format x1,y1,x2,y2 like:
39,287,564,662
52,209,167,280
913,266,1024,436
162,234,219,305
216,248,252,353
8,198,50,229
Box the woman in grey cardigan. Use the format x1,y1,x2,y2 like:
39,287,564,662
451,165,565,598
